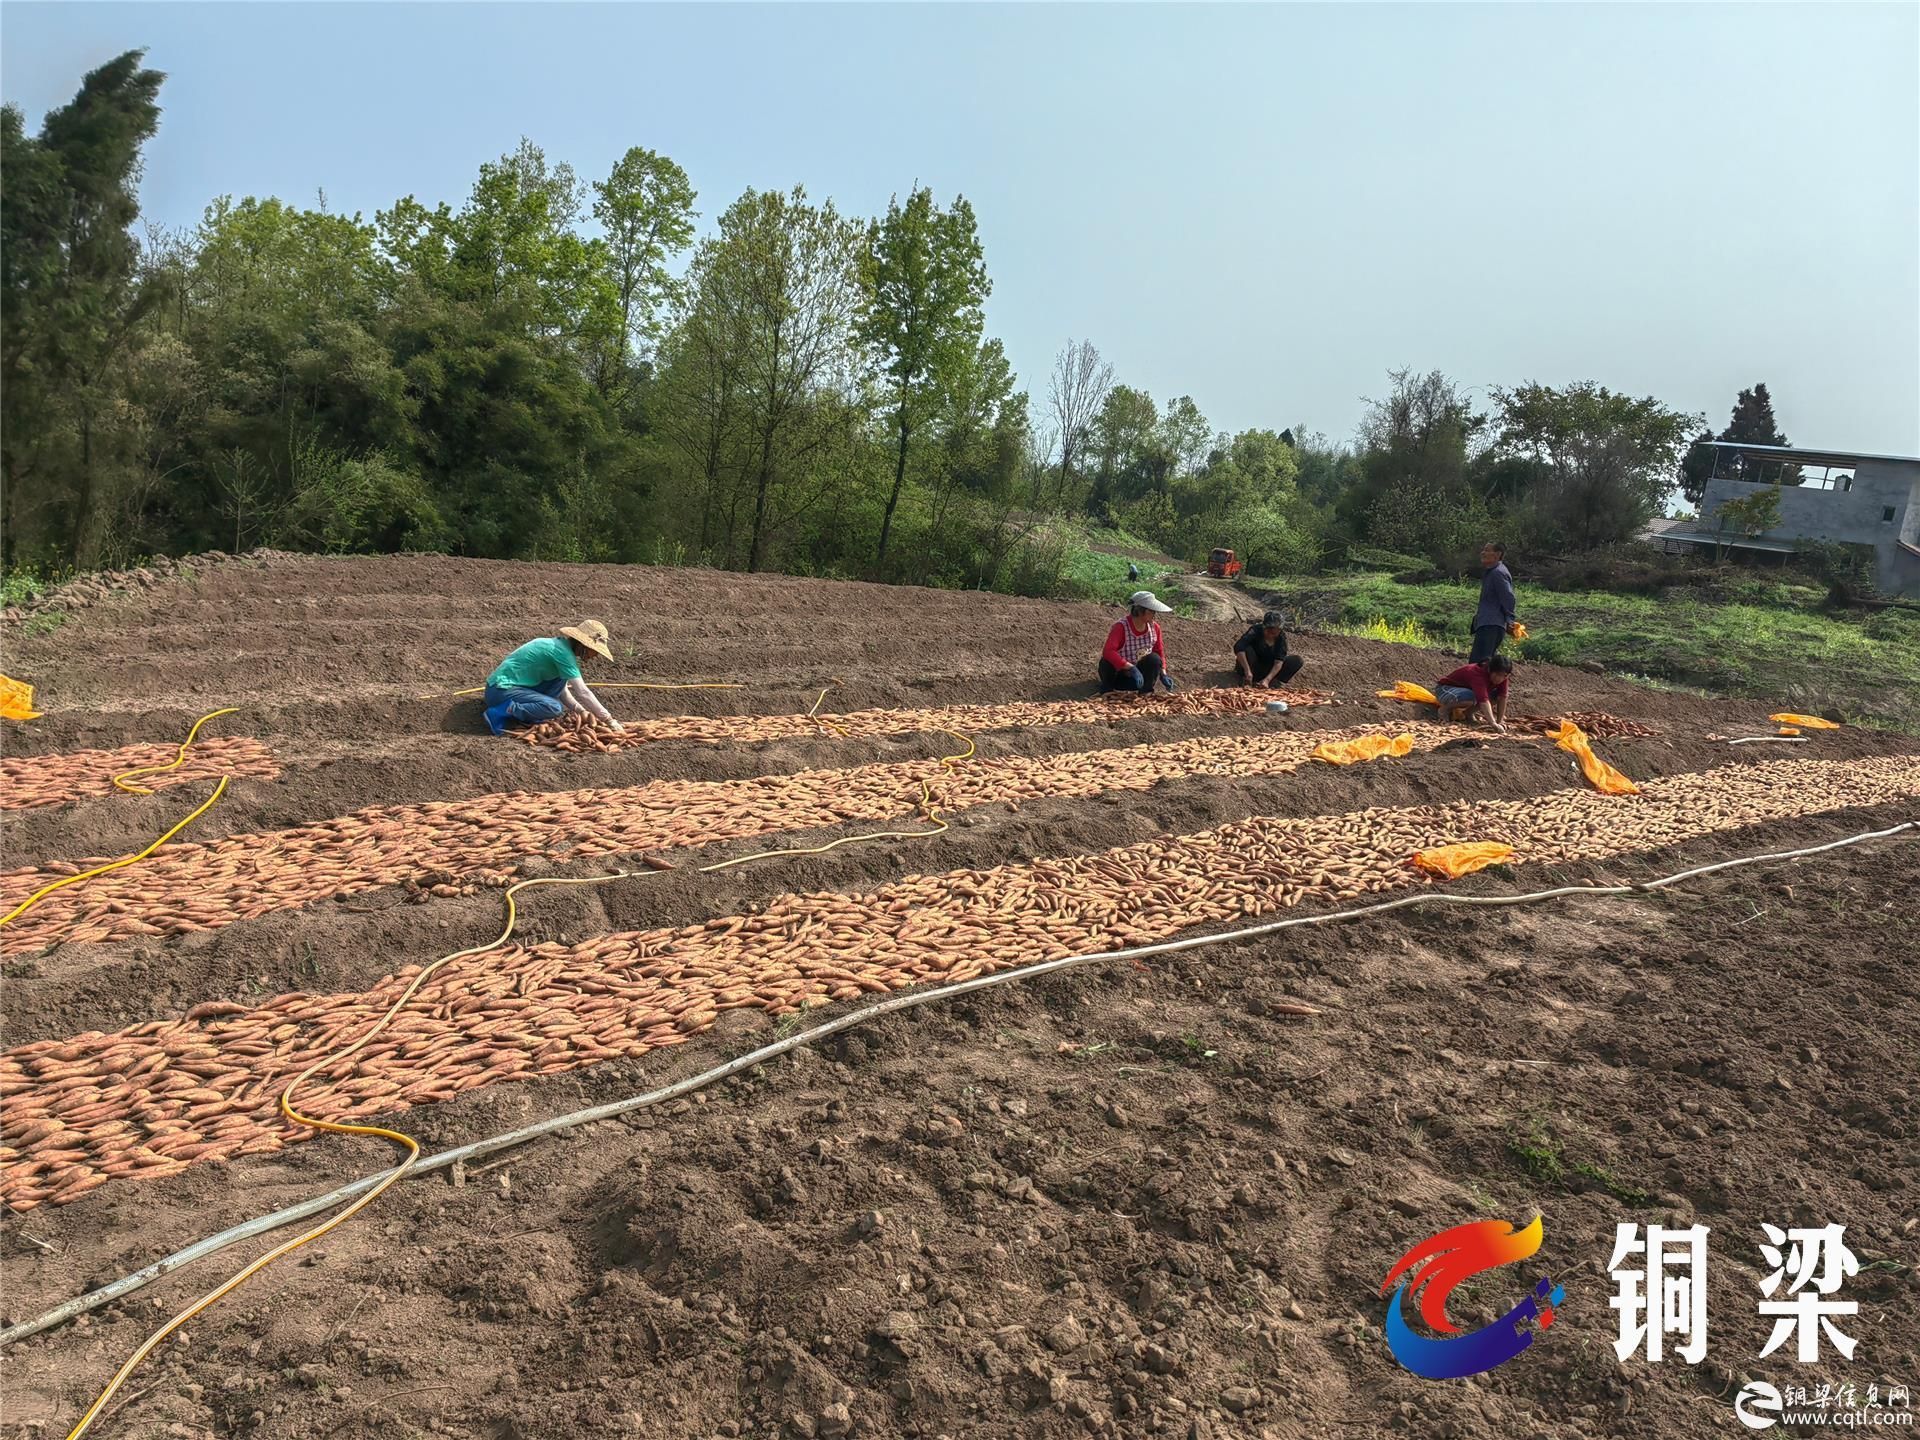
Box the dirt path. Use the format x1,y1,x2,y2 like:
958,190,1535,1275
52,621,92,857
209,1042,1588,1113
2,553,1915,1440
1172,572,1266,626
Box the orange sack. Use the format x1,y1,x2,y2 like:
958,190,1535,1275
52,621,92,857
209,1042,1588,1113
1546,720,1639,796
0,675,40,722
1313,733,1415,766
1507,621,1529,640
1769,713,1841,730
1378,682,1439,706
1411,842,1516,878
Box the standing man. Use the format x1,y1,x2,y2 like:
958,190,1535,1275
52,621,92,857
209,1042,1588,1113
1233,610,1305,688
1470,542,1517,664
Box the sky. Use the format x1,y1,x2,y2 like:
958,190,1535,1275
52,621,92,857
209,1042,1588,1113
5,2,1917,456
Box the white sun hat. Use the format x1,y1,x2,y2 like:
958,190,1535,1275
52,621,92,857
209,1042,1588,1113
1128,591,1172,613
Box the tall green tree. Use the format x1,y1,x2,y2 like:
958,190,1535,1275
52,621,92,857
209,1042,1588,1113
856,187,991,567
1490,381,1700,550
1,49,166,566
1087,385,1162,518
1678,384,1792,506
1723,382,1789,450
679,187,863,572
592,146,696,391
1340,368,1485,555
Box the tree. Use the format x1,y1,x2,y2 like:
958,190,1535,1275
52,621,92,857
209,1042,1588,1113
1676,428,1716,509
447,140,618,352
592,146,696,389
1,50,166,566
1712,484,1781,562
1490,381,1700,550
690,187,863,571
1158,396,1213,485
1087,385,1161,518
1340,368,1484,553
653,249,750,556
1679,383,1795,503
1045,339,1113,506
856,187,990,566
1723,383,1789,450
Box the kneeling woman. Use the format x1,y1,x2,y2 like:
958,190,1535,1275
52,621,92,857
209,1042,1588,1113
482,619,626,735
1099,591,1177,694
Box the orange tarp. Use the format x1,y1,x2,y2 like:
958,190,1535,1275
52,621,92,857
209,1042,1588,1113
1769,713,1841,730
1378,682,1438,706
1313,732,1415,766
0,675,40,722
1546,720,1639,796
1411,842,1515,878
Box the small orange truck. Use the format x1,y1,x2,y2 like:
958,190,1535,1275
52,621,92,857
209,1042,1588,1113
1207,548,1242,579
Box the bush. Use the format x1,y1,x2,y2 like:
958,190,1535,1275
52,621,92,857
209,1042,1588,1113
281,445,452,555
1366,484,1491,570
1794,539,1877,592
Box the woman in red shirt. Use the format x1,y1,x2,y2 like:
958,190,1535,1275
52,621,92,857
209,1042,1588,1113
1433,655,1513,730
1100,591,1176,694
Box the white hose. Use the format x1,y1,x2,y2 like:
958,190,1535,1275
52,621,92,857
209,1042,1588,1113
2,817,1911,1350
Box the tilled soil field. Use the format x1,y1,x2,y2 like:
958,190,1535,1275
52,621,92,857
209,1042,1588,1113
2,553,1916,1440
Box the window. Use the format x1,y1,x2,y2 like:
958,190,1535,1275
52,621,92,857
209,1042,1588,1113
1885,507,1898,523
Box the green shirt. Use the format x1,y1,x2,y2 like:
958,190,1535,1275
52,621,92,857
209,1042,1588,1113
487,636,581,691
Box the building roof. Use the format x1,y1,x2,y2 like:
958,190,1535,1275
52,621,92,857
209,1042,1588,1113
1655,530,1801,555
1704,441,1920,468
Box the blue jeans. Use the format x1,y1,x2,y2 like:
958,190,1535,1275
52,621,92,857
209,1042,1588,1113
1434,684,1477,718
1099,654,1165,694
484,677,568,733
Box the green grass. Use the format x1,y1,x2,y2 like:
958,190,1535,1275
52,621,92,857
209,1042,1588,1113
1,566,62,608
1506,1118,1652,1208
1255,571,1920,732
1058,519,1181,604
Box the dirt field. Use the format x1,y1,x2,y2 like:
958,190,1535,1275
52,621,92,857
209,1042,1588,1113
3,553,1916,1440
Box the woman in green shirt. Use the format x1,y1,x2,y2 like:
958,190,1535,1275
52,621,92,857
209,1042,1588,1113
482,620,626,736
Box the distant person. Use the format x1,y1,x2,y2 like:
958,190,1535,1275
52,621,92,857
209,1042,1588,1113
1433,655,1514,731
1100,591,1177,695
1233,610,1304,688
1471,542,1517,664
482,620,626,736
1127,561,1141,582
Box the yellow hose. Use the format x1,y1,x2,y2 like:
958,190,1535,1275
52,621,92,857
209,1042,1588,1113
111,708,239,794
4,709,242,931
66,723,976,1436
1,779,229,931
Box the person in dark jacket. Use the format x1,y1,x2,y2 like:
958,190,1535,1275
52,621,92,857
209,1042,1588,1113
1233,610,1304,687
1470,543,1517,664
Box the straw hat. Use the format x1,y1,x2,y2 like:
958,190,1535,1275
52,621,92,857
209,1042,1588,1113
560,619,613,661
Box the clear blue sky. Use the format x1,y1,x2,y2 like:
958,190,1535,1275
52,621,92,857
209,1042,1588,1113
6,2,1917,455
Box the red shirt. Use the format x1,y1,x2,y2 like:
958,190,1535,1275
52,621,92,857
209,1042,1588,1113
1103,617,1165,670
1438,663,1508,705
